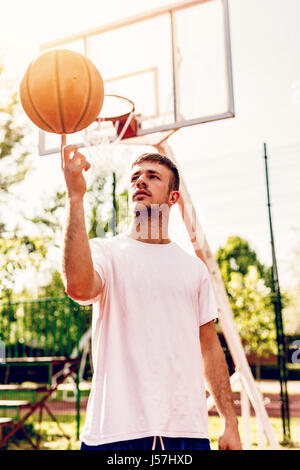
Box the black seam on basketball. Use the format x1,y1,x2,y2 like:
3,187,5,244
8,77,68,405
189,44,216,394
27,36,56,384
73,55,92,133
26,62,55,133
56,50,65,133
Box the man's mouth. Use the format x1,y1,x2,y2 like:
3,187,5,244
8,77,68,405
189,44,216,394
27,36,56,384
133,191,151,198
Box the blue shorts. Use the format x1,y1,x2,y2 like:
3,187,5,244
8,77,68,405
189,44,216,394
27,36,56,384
81,436,211,450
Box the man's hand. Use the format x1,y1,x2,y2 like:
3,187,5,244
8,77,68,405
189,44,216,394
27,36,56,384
218,420,243,450
61,142,91,198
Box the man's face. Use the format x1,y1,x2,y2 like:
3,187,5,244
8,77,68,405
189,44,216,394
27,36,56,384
129,161,173,213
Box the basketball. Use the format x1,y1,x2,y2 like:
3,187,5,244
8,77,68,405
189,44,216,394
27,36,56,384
19,49,104,134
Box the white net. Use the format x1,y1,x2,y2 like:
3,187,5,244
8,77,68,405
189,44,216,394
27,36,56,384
83,96,134,178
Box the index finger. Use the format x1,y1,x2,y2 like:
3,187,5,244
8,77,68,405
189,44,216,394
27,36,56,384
61,134,66,169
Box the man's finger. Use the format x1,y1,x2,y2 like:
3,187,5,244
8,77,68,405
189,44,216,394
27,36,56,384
72,150,86,164
84,161,91,171
62,145,79,161
75,160,91,173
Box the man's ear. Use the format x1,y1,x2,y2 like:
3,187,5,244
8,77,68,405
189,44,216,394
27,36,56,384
169,190,180,206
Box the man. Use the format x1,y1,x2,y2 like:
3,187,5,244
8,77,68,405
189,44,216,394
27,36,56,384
61,143,242,451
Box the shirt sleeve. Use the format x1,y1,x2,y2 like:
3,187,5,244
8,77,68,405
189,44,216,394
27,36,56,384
198,263,219,327
70,237,110,306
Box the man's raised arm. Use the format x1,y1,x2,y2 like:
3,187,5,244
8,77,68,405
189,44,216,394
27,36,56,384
61,142,102,301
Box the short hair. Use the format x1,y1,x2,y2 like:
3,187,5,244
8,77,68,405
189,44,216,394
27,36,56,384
131,153,180,192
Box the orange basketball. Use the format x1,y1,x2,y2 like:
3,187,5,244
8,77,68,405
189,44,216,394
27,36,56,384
19,49,104,134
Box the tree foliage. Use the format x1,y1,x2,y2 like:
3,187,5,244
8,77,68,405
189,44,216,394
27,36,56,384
0,88,30,196
0,61,37,300
216,236,277,358
282,240,300,335
227,266,277,356
0,235,48,301
216,235,272,290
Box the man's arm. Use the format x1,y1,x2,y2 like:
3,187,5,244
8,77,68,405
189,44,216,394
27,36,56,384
61,143,102,301
200,321,242,450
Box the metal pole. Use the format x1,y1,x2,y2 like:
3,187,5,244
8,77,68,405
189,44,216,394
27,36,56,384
112,172,117,236
263,142,291,442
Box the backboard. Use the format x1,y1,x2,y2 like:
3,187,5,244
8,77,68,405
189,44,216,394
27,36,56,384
39,0,234,155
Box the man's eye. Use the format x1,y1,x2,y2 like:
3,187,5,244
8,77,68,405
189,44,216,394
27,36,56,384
150,175,158,179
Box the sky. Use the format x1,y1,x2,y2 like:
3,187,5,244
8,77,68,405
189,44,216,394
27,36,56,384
1,0,300,289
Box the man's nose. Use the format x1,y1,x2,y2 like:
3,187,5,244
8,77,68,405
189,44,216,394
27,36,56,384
136,176,147,188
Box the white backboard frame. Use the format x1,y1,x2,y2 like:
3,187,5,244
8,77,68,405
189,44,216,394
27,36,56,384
38,0,234,155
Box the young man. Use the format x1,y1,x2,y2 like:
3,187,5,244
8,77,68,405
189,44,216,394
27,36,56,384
61,144,242,451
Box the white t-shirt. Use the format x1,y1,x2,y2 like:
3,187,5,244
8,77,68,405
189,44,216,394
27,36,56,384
77,234,218,446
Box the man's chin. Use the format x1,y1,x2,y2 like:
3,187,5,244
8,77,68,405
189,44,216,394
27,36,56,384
130,200,152,215
134,199,149,208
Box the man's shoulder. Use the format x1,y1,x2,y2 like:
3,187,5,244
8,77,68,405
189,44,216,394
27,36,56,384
89,234,127,250
172,243,209,275
89,236,118,244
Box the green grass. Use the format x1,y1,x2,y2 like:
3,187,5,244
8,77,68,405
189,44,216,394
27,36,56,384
4,413,85,450
0,389,90,402
208,416,300,450
3,413,300,450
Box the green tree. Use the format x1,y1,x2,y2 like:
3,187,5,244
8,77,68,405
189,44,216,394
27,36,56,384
283,283,300,335
228,266,277,377
0,63,31,231
0,94,30,194
37,270,66,299
216,236,270,287
282,240,300,335
0,235,48,301
216,236,277,377
0,61,39,301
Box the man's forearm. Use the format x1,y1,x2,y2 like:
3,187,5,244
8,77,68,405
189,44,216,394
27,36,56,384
200,322,242,449
62,195,95,298
202,340,237,424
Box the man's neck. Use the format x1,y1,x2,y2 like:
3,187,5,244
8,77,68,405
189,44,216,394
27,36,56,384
126,217,171,244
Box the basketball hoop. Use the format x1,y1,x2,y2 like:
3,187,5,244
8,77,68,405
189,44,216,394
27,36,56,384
100,94,137,140
86,94,136,145
84,94,137,175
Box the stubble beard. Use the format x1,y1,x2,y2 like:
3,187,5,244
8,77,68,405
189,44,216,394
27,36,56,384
131,198,170,240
